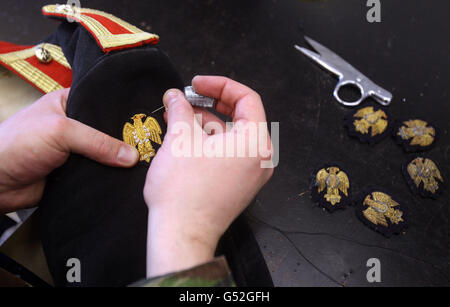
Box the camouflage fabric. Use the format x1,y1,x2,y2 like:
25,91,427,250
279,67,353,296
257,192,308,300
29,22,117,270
131,256,235,287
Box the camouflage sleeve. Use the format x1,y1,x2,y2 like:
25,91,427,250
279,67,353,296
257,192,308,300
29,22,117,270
130,256,235,287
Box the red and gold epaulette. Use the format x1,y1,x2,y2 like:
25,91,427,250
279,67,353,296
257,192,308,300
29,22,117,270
0,41,72,94
42,4,159,53
0,5,160,94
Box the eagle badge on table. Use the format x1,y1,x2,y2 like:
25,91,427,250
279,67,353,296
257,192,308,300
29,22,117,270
123,114,162,163
356,190,407,237
311,166,350,212
403,157,444,198
345,105,391,145
394,119,437,152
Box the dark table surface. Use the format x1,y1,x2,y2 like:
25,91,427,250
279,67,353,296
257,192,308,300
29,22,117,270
0,0,448,286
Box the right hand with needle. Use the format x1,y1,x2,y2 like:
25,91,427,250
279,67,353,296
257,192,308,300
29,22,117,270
144,76,274,277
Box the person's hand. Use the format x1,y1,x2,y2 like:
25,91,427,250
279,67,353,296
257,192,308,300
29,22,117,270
145,76,274,277
0,88,139,214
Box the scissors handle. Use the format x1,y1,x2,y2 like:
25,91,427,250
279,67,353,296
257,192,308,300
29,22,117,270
334,79,393,107
333,79,367,107
368,89,393,106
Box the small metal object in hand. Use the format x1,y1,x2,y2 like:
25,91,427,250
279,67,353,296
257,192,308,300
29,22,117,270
184,86,217,109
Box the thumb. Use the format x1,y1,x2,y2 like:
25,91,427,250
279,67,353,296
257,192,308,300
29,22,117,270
163,89,198,131
63,118,140,167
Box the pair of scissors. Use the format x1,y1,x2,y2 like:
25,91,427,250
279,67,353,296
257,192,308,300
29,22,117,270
295,36,393,107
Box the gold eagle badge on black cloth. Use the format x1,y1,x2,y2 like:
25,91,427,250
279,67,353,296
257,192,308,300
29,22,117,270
393,119,437,152
402,157,444,199
345,105,391,145
311,165,351,212
123,114,162,163
356,189,407,237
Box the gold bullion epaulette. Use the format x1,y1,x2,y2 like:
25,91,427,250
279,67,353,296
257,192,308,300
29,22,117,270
0,5,161,94
0,41,72,94
42,4,159,53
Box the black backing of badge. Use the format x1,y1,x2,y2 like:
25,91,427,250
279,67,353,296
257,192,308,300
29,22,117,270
344,103,392,145
392,119,439,153
355,187,408,238
310,163,352,212
402,157,445,199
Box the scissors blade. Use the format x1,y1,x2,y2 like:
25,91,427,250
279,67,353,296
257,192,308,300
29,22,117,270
294,45,320,63
294,43,343,78
303,36,346,63
304,36,370,80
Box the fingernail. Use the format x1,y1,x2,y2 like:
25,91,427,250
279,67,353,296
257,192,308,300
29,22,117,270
163,90,180,108
191,76,200,89
117,145,139,165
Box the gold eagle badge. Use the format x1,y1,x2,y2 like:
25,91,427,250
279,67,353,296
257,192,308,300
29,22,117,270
123,114,162,163
362,192,404,228
397,120,435,147
313,166,350,210
406,157,443,195
353,106,388,137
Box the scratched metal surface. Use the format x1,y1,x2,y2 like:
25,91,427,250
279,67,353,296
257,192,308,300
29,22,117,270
0,0,448,286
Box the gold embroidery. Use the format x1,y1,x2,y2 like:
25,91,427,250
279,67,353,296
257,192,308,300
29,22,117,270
315,167,349,205
398,120,435,147
407,157,443,194
353,106,388,137
123,114,162,163
43,5,159,51
0,44,70,93
0,44,71,69
362,192,404,227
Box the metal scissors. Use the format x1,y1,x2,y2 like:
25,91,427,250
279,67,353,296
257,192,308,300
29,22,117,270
295,36,392,107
